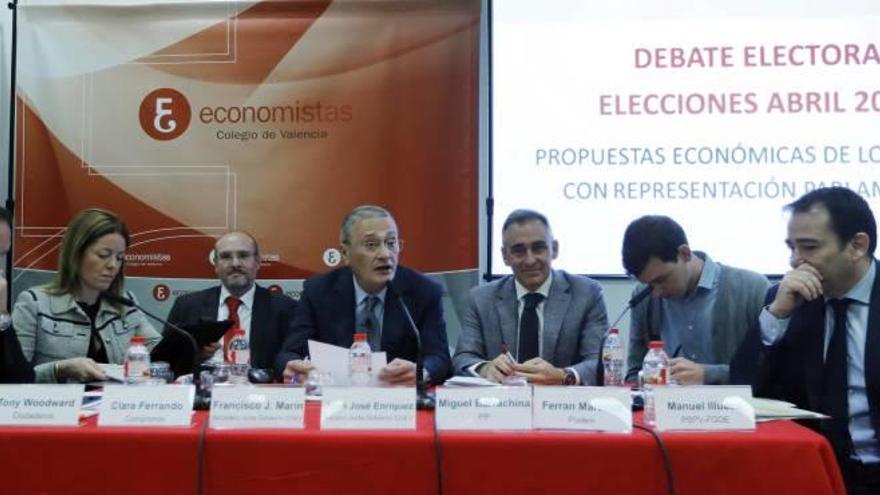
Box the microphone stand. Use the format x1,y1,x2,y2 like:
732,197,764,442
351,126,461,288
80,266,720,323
387,282,435,410
103,292,207,409
596,285,652,386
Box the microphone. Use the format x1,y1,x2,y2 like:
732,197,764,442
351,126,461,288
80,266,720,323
611,285,652,330
102,292,206,408
385,281,435,410
596,285,652,386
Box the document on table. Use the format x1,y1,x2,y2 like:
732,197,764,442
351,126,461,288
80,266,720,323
749,397,828,421
97,363,125,383
308,340,387,386
443,376,499,387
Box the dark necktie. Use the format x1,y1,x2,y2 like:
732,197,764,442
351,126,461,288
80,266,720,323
223,296,242,363
821,297,851,453
359,295,381,351
518,292,545,361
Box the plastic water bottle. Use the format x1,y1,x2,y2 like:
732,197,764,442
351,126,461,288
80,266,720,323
227,329,250,384
642,340,669,425
602,328,624,386
124,336,150,385
349,332,372,386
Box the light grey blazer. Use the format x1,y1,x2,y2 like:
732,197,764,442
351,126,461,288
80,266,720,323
625,259,770,385
13,286,161,382
453,270,608,384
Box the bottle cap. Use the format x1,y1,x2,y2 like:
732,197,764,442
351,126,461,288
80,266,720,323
608,328,620,335
648,340,664,349
353,332,367,342
130,336,146,344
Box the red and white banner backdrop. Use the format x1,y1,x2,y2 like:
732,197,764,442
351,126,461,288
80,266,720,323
13,0,479,286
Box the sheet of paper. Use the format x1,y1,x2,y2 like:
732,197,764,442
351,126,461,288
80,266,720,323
749,397,828,420
443,376,499,387
97,363,124,383
308,340,387,386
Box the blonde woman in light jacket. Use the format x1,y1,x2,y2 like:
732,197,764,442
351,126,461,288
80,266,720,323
13,209,160,383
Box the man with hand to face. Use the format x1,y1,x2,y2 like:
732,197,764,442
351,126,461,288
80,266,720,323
622,215,769,385
757,187,880,494
276,205,451,386
453,209,608,385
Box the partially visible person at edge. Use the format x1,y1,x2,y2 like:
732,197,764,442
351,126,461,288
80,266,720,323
0,206,33,383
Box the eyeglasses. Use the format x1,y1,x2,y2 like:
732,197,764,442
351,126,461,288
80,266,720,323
506,241,549,259
216,251,256,263
355,238,403,253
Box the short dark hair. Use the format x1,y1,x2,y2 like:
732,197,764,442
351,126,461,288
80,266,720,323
501,209,550,235
787,186,876,255
622,215,688,276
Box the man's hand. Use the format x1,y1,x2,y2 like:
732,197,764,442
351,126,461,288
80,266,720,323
56,357,107,382
282,359,314,384
769,263,823,318
199,342,222,362
478,353,516,382
668,357,705,385
514,357,565,385
379,358,417,385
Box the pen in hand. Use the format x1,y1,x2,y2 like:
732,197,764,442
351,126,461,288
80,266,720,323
500,343,518,375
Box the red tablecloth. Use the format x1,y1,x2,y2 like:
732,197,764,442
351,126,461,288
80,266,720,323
0,413,206,494
438,416,846,495
0,406,845,495
201,402,439,495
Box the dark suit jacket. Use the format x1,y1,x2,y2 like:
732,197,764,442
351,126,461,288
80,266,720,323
0,326,33,383
755,267,880,475
274,266,452,384
165,285,297,376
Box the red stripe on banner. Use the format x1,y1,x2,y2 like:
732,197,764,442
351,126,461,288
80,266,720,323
141,0,333,84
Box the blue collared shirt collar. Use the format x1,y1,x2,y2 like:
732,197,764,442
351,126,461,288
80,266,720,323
353,276,387,306
841,260,875,306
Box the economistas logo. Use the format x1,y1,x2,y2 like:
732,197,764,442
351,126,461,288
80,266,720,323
139,88,192,141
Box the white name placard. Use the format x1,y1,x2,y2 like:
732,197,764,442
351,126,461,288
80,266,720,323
210,386,305,429
0,385,83,426
321,387,416,430
533,386,632,432
654,385,755,431
436,386,533,430
98,385,194,427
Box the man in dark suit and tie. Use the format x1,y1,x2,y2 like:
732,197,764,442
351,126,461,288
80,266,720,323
165,232,297,376
276,205,451,386
757,187,880,494
453,209,608,385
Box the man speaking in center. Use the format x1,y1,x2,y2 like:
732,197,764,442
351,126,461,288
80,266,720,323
276,205,452,385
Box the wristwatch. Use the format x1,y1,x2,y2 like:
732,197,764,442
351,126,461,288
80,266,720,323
562,368,577,386
0,313,11,332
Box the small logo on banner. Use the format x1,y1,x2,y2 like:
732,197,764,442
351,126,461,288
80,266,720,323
153,284,171,302
140,88,192,141
323,248,341,267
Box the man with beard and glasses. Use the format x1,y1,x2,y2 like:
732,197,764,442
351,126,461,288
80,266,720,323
276,205,452,386
164,232,297,378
